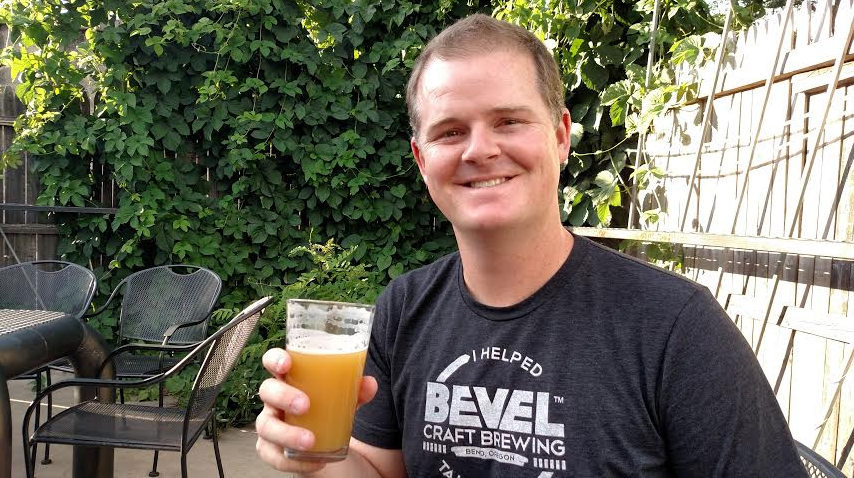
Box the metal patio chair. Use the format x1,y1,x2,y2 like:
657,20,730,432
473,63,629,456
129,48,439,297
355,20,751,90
0,260,97,467
22,296,273,478
796,441,847,478
48,264,222,476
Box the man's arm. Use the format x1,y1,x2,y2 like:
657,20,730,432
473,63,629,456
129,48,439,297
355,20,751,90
660,290,806,476
302,439,406,478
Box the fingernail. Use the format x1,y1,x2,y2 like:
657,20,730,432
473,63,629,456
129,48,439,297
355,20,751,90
299,431,313,450
276,355,287,371
290,396,307,414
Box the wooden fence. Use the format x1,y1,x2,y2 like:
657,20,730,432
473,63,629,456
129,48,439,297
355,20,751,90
577,0,854,473
0,25,62,266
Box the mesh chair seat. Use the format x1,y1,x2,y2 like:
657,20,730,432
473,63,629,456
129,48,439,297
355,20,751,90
32,401,207,451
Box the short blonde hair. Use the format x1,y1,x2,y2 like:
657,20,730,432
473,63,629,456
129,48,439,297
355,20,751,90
406,14,565,138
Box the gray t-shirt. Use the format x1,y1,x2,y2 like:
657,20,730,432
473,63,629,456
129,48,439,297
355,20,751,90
353,235,806,477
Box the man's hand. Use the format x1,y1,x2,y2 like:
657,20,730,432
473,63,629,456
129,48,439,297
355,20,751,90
255,347,378,474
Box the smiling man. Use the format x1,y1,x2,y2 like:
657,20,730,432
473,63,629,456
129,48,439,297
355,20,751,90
255,14,807,477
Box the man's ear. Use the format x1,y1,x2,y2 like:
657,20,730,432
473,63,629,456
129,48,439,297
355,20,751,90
557,108,571,165
412,137,427,176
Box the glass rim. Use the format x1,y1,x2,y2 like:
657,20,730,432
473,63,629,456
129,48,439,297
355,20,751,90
286,298,375,310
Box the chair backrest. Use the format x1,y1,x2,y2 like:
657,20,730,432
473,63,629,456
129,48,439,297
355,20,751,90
118,265,222,344
184,297,272,434
0,261,96,317
796,441,847,478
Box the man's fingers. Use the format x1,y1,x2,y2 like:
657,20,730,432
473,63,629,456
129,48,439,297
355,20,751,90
255,405,316,451
358,375,378,407
255,436,325,474
261,348,291,379
258,377,310,415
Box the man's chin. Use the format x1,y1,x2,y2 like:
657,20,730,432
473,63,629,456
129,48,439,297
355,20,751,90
450,215,520,235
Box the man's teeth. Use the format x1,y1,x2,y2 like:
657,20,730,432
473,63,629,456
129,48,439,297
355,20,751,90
470,177,508,189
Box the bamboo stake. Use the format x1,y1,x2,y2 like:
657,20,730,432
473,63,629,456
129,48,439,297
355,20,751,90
679,7,735,232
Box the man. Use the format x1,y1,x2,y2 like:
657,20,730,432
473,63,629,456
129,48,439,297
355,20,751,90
255,14,807,477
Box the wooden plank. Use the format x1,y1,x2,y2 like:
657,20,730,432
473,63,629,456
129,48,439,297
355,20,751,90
801,91,825,241
0,203,118,214
696,96,735,234
811,0,833,44
829,258,852,465
837,86,854,244
788,331,828,445
808,86,840,459
701,23,854,99
767,79,794,239
758,80,792,238
840,249,854,474
720,91,744,234
682,244,698,282
810,84,840,455
726,293,767,322
837,342,854,475
781,306,854,343
0,224,60,234
569,228,854,259
36,231,58,261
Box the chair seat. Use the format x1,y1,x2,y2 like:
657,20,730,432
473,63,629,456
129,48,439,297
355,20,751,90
32,401,207,451
50,354,183,377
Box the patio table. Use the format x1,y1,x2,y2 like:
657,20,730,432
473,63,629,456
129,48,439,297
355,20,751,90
0,308,114,478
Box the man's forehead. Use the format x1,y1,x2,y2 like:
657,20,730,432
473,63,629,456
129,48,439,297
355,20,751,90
418,51,534,92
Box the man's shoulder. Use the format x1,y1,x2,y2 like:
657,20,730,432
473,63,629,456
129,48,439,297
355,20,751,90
575,235,707,300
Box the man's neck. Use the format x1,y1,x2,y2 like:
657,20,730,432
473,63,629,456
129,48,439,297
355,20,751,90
455,221,574,307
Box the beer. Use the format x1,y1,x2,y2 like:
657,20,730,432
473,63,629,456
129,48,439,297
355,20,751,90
285,332,368,454
283,299,375,462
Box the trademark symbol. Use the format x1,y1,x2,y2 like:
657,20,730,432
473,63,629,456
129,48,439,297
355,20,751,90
553,395,564,404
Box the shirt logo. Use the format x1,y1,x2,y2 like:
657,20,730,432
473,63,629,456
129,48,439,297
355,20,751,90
422,347,566,477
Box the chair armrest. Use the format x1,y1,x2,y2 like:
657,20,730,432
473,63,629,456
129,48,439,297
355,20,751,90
109,342,198,356
80,286,122,320
162,314,210,344
95,342,199,376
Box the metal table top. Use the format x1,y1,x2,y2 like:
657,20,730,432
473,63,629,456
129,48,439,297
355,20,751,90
0,309,68,336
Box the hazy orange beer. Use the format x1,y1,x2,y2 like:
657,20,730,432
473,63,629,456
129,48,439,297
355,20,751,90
283,299,375,462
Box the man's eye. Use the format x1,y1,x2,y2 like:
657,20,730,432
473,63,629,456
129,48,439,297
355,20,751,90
442,130,461,138
500,118,520,126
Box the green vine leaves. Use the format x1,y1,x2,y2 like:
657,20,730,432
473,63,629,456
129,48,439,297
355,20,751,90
496,0,718,228
1,0,484,294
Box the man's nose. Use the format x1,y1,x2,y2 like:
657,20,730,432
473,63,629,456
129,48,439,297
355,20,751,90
462,125,500,164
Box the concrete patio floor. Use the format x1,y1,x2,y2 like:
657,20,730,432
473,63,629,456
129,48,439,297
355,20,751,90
7,375,294,478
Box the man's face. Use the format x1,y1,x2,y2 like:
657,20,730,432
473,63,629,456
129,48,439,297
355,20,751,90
411,50,570,235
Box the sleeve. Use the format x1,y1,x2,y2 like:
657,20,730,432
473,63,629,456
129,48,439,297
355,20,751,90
351,282,403,449
659,289,807,477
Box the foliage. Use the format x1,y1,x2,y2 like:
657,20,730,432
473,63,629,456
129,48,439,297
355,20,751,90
495,0,719,228
0,0,472,333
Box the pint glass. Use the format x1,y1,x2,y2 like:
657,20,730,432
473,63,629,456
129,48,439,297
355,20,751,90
283,299,375,462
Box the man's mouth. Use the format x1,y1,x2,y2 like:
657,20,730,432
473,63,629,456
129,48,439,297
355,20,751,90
469,177,509,189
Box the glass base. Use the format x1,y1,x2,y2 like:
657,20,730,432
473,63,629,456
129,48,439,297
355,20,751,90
285,447,348,463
